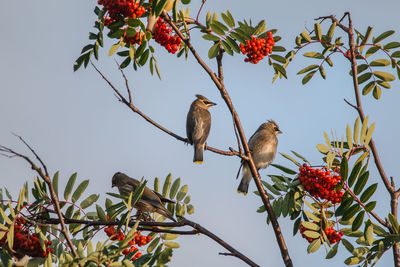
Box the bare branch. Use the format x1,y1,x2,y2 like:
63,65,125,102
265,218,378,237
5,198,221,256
115,60,132,104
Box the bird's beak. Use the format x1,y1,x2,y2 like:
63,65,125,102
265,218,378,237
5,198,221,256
278,130,283,134
209,101,217,106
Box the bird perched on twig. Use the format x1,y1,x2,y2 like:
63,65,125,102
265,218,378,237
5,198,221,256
237,120,282,195
112,172,176,222
186,94,216,164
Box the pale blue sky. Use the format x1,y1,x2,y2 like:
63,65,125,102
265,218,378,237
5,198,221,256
1,0,399,266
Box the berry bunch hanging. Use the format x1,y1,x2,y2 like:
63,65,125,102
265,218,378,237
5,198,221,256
298,164,344,204
123,30,144,45
104,223,152,261
153,18,182,54
0,217,53,258
98,0,146,23
239,31,275,64
299,223,343,244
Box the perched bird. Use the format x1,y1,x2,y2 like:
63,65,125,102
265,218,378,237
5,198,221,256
237,120,282,195
186,94,216,164
112,172,176,222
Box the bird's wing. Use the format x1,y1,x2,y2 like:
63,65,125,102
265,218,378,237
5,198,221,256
186,105,196,144
192,108,211,144
155,192,175,203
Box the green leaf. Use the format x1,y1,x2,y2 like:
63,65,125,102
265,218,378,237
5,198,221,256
340,156,348,183
210,23,225,35
316,144,329,154
370,59,390,66
64,173,77,201
357,72,372,84
388,213,400,234
221,40,233,56
80,194,99,209
384,42,400,49
270,164,297,175
359,183,377,203
72,180,89,203
272,46,286,52
147,237,160,253
314,23,322,41
164,241,180,248
307,239,321,253
327,22,336,41
391,51,400,58
176,185,188,201
230,31,246,44
96,204,106,221
202,34,220,41
169,178,181,199
365,220,374,245
162,174,172,198
297,65,319,75
303,230,320,239
186,204,194,214
162,233,179,240
364,201,376,212
365,46,379,58
362,81,375,95
221,12,235,28
225,36,240,53
343,203,361,221
272,63,287,79
364,122,375,146
270,54,287,64
374,71,395,81
342,238,354,253
319,65,326,79
0,208,12,225
301,30,311,42
139,50,150,66
302,70,317,84
373,30,395,44
344,256,364,265
302,221,320,231
303,52,324,59
326,243,339,259
53,172,59,198
280,152,301,167
353,171,369,195
353,117,360,146
208,43,219,59
359,116,369,145
346,125,353,153
352,211,365,231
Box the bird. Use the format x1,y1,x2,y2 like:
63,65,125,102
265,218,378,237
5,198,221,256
111,172,176,222
186,94,216,164
237,120,282,195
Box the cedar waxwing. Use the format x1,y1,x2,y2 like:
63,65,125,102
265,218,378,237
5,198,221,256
237,120,282,195
146,0,181,33
112,172,176,222
186,94,216,164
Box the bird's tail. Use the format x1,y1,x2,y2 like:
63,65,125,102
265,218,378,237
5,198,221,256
193,144,204,164
237,165,252,195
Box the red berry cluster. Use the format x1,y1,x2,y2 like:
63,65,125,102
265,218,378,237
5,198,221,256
298,164,344,204
299,223,343,244
104,220,151,261
98,0,146,23
123,30,144,45
239,32,275,64
0,217,53,258
153,18,182,54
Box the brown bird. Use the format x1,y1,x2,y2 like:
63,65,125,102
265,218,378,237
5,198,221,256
186,94,216,164
112,172,176,222
237,120,282,195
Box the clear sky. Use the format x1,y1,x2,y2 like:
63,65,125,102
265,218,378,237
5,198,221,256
1,0,399,266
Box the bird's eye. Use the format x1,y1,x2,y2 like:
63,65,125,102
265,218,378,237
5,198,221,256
204,101,210,105
274,127,279,131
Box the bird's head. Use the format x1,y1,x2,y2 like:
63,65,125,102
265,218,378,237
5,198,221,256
112,172,124,187
195,94,217,109
267,120,282,135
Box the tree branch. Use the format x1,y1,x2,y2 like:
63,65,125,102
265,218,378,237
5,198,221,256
0,143,81,266
162,11,293,267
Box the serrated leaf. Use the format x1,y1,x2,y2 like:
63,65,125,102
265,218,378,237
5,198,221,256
202,34,220,41
373,30,395,44
357,72,372,84
147,237,160,253
352,211,365,231
303,52,324,59
225,36,240,53
316,144,329,154
360,183,377,203
139,49,149,66
169,178,180,199
374,71,395,81
307,238,321,253
270,164,297,175
302,221,320,231
326,243,338,259
391,51,400,58
64,173,77,201
301,30,311,42
302,70,317,84
72,180,89,203
230,31,246,44
370,59,390,66
384,42,400,49
362,81,375,95
164,241,180,248
297,65,319,75
80,194,99,209
365,46,379,58
272,63,287,79
210,23,225,35
221,40,233,55
221,12,234,28
272,46,286,52
354,171,369,195
270,54,287,64
208,43,219,59
343,203,361,221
